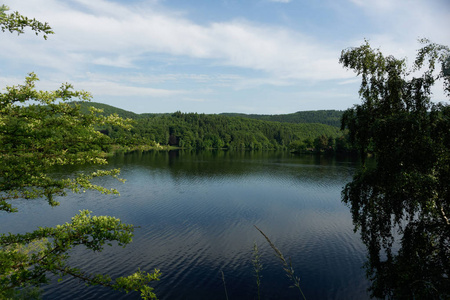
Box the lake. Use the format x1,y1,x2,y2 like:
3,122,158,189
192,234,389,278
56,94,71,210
1,150,370,299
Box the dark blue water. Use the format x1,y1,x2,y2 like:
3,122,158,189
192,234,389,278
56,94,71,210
0,150,370,299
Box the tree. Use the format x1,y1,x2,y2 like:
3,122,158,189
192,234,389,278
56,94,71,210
340,39,450,299
0,6,160,299
313,134,329,152
0,4,53,39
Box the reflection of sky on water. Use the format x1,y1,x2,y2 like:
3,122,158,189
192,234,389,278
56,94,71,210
0,151,369,299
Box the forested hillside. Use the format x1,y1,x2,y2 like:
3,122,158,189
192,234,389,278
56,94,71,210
75,102,352,152
76,102,343,126
75,101,143,119
221,110,344,127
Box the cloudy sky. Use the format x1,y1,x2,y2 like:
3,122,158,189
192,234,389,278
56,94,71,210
1,0,449,114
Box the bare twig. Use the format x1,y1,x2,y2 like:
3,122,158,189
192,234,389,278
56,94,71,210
254,225,306,300
221,270,229,300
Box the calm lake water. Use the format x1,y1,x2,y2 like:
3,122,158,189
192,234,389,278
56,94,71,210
1,150,370,299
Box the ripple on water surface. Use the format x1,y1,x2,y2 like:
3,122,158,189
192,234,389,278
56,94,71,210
4,152,369,299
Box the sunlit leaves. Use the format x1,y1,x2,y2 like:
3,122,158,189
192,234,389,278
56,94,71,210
0,73,159,298
0,73,133,212
0,211,161,299
1,5,160,298
0,5,53,39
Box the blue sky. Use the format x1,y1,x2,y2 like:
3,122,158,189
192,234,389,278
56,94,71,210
1,0,449,114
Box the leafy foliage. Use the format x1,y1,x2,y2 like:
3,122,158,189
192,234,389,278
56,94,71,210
340,39,450,299
1,6,160,298
0,4,53,39
1,210,160,299
73,101,142,120
0,73,161,299
0,73,130,212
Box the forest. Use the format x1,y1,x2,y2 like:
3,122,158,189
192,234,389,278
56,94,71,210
75,102,353,153
220,110,343,127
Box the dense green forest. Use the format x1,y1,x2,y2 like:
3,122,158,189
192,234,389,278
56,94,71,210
74,102,353,152
77,102,344,125
220,110,344,127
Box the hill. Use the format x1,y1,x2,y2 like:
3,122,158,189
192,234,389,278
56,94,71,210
74,101,141,119
76,101,343,127
73,102,351,151
220,110,344,127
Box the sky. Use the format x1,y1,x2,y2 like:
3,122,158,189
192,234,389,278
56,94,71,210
1,0,449,114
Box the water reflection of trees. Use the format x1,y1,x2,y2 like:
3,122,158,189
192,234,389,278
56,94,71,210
108,149,358,187
340,40,450,299
344,168,450,298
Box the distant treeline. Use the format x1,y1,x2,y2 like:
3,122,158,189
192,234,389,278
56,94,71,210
75,102,355,153
220,110,344,127
77,102,344,126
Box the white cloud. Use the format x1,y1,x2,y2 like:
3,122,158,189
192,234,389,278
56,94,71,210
349,0,395,10
180,97,208,103
0,74,187,98
1,0,350,81
74,81,187,97
1,0,448,113
92,56,136,68
0,76,30,89
347,0,450,46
